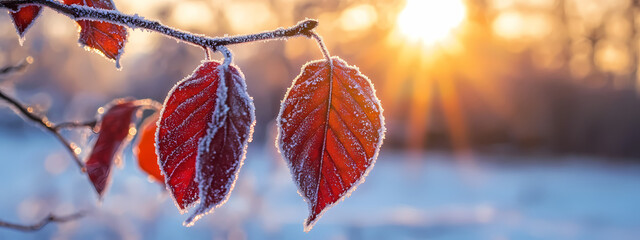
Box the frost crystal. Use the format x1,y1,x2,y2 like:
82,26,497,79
276,57,386,231
156,60,255,226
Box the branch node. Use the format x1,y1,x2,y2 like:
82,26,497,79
298,19,319,38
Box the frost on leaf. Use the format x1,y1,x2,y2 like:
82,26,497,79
86,99,141,197
63,0,128,68
156,61,255,226
277,57,385,231
133,113,163,183
9,5,42,42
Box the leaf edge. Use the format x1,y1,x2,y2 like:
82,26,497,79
274,56,387,232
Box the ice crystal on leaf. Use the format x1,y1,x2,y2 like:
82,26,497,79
63,0,128,68
156,61,255,226
8,4,42,44
277,57,385,231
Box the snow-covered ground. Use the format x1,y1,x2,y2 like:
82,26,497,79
1,129,639,240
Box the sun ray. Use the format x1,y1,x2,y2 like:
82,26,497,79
406,51,433,151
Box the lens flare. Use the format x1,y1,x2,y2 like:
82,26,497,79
397,0,467,45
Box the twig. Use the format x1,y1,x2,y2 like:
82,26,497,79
0,212,84,232
0,0,318,51
0,57,31,76
0,90,85,171
54,120,97,132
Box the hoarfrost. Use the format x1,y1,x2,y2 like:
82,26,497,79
178,60,255,227
276,57,386,231
156,61,225,212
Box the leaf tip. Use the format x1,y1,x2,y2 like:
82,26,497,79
115,57,122,70
303,217,318,232
9,5,42,45
182,208,208,227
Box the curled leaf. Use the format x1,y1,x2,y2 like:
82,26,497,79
86,99,140,197
277,57,385,231
63,0,128,68
157,61,255,226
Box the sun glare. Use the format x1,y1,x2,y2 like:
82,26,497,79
397,0,467,45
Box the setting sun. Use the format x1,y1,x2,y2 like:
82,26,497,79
397,0,467,45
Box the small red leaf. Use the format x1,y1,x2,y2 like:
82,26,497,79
9,5,42,41
63,0,127,67
277,57,385,231
157,61,255,226
133,113,163,183
86,99,140,197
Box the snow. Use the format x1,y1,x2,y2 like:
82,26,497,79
1,127,640,239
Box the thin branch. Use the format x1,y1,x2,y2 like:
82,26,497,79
54,120,97,132
0,90,85,171
0,212,84,232
0,58,30,76
0,0,318,51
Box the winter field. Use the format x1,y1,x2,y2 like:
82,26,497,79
1,128,639,240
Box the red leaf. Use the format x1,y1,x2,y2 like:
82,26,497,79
86,99,140,197
277,57,385,231
157,61,255,226
133,113,163,183
9,5,42,41
63,0,127,67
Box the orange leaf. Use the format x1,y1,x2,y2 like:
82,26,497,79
86,99,140,197
277,57,385,231
133,113,163,183
157,61,255,226
9,5,41,41
64,0,127,67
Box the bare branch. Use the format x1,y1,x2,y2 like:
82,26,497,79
0,212,84,232
0,57,32,76
54,120,97,132
0,0,318,51
0,90,85,171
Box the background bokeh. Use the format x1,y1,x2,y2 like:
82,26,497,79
1,0,640,239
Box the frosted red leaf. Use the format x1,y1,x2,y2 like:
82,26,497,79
133,113,163,183
157,61,255,226
277,57,385,231
63,0,127,67
86,99,140,197
9,5,41,40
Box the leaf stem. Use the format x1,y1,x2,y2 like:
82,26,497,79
0,0,319,52
0,211,84,232
203,46,211,61
219,46,233,67
310,31,332,63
